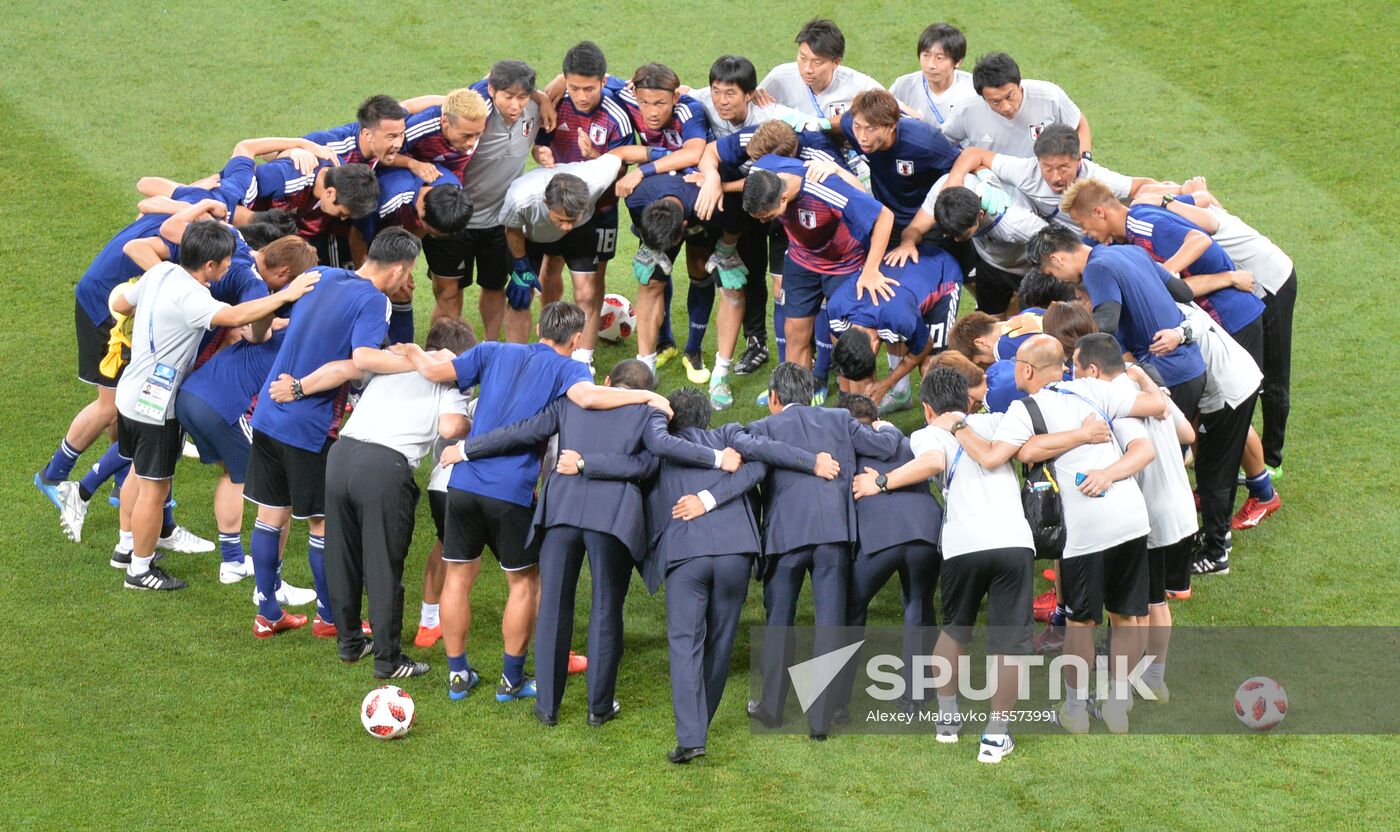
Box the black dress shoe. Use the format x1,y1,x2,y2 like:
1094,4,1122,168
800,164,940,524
746,699,783,728
588,700,621,727
535,708,558,727
668,745,707,764
809,732,828,742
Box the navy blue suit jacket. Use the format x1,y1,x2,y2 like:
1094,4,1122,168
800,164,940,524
742,405,902,555
853,436,942,556
459,399,716,561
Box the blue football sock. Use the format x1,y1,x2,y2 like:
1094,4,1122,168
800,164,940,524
42,439,84,483
113,462,130,490
388,302,414,345
813,306,833,387
308,534,331,622
251,521,284,620
1245,470,1275,502
772,293,787,362
78,444,130,502
448,653,469,675
658,280,676,349
503,651,526,687
219,532,244,564
685,281,715,356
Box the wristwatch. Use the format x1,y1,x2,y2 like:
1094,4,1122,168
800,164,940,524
950,419,969,435
575,456,586,474
291,378,306,400
1160,194,1176,208
875,474,889,494
1176,321,1195,346
1081,150,1093,161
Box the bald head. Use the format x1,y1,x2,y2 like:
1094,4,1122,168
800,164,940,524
1014,334,1066,393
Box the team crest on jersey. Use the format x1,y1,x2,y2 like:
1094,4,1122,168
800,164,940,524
1029,122,1048,140
522,117,536,136
798,209,817,229
662,128,682,147
896,159,914,176
589,124,609,145
829,102,848,117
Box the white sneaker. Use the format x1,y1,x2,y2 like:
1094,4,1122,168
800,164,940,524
977,734,1015,764
934,713,963,744
1056,700,1090,734
219,556,255,584
181,440,201,459
1143,682,1170,704
157,525,215,553
254,580,317,607
1089,697,1130,734
57,481,90,543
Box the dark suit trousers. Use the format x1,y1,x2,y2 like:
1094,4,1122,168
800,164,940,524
535,526,634,719
834,543,940,708
1261,272,1296,468
758,542,850,734
323,437,419,675
665,554,751,748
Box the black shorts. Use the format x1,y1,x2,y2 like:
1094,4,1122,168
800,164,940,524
428,487,447,542
939,546,1035,654
310,233,352,269
782,254,857,318
442,487,538,570
970,256,1022,316
117,414,183,480
76,303,122,388
767,224,788,275
177,390,252,483
1149,536,1192,605
922,284,963,353
527,211,616,274
424,225,510,290
1061,536,1149,624
245,430,332,519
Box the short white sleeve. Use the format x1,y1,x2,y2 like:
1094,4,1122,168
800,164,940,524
181,284,229,331
438,386,470,417
993,398,1035,447
989,155,1041,194
1047,82,1082,127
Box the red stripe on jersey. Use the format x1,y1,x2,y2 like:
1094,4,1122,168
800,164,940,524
781,193,866,275
408,134,475,181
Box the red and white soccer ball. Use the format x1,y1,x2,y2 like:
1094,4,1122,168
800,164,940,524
1234,676,1287,730
598,293,636,343
361,685,416,739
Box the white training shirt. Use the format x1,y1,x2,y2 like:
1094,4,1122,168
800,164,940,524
887,70,977,132
1179,302,1262,413
500,155,622,243
993,377,1151,558
465,98,542,229
428,399,476,492
340,371,470,467
1202,205,1294,296
1109,373,1198,549
940,79,1083,158
758,62,883,119
688,86,815,138
989,154,1134,234
117,262,229,425
911,414,1034,559
923,172,1048,274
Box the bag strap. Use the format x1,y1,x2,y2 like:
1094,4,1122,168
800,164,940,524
1020,396,1056,479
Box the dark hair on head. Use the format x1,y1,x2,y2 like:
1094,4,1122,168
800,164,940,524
709,55,758,93
1033,123,1080,160
742,169,786,217
745,120,799,159
563,41,607,79
948,311,1000,362
423,183,474,235
832,329,877,381
544,173,591,221
837,392,878,423
972,52,1021,95
608,358,655,391
917,23,967,63
933,187,983,238
667,387,712,433
539,301,586,344
367,226,421,265
1044,300,1097,355
920,367,969,416
848,90,902,129
927,349,986,389
632,62,680,92
489,59,537,95
1073,332,1125,376
1026,224,1084,269
1018,267,1077,308
768,361,815,407
796,18,846,61
245,208,296,237
178,221,237,271
357,94,408,130
324,163,380,219
239,221,290,250
640,198,686,251
425,317,477,354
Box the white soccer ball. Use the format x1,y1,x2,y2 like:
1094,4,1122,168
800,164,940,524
1234,676,1287,730
598,293,636,343
361,684,416,739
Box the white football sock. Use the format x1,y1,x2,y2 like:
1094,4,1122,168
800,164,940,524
571,348,594,366
1065,685,1088,715
420,602,440,629
639,353,657,371
714,355,733,377
1143,661,1166,688
117,530,134,554
128,554,154,577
